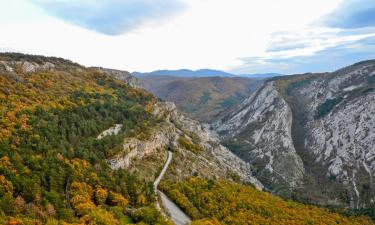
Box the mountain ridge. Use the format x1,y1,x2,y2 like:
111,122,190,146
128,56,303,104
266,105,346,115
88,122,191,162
214,59,375,209
133,69,283,79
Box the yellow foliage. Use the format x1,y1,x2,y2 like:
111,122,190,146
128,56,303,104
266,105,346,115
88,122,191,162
109,191,129,207
178,135,203,153
162,178,374,225
70,181,97,216
145,103,154,114
74,202,96,216
70,181,93,199
0,175,13,195
0,156,16,173
80,208,120,225
45,218,59,225
137,194,147,206
191,219,222,225
95,188,108,205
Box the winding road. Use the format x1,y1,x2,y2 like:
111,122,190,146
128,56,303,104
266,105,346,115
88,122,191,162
154,151,192,225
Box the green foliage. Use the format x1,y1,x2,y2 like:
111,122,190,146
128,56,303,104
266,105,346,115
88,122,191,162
368,76,375,85
219,98,237,108
199,91,211,104
314,97,343,119
133,206,173,225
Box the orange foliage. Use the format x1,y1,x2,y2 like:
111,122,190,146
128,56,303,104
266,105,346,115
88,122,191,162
109,191,129,207
7,218,22,225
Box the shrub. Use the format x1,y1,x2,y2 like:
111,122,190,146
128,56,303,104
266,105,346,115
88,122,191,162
314,97,343,119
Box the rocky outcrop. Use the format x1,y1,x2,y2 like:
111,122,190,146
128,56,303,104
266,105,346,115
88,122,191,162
214,60,375,207
0,60,55,74
107,101,263,190
108,123,174,170
95,67,140,88
97,124,123,140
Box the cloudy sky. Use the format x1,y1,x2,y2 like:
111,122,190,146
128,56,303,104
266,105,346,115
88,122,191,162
0,0,375,74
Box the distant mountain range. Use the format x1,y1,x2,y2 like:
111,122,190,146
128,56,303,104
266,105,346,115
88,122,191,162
132,69,283,79
239,73,284,79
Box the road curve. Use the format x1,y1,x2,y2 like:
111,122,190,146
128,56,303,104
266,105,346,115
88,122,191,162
154,151,192,225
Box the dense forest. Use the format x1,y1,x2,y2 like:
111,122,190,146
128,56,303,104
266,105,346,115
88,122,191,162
160,177,373,225
0,55,172,224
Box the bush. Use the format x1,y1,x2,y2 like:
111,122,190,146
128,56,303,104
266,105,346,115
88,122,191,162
178,136,203,153
314,97,343,119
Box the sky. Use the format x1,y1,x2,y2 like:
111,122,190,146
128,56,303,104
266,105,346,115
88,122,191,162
0,0,375,74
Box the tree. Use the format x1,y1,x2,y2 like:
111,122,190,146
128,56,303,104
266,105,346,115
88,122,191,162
0,175,13,196
137,194,147,206
95,187,108,205
109,192,128,208
81,208,120,225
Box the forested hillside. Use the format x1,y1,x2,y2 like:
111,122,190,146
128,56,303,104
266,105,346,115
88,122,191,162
0,53,170,224
160,177,373,225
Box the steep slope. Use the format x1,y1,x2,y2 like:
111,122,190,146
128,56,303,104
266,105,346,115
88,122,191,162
138,75,262,123
214,60,375,208
214,82,305,195
108,101,263,189
0,53,261,224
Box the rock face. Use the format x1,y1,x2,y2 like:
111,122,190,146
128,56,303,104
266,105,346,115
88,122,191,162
214,60,375,207
214,82,304,195
95,67,140,88
108,101,263,190
0,60,55,74
97,124,123,139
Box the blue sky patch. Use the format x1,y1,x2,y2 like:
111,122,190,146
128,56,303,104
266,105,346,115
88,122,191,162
324,0,375,29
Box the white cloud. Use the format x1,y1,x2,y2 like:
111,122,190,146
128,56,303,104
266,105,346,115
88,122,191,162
31,0,186,35
1,0,363,74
